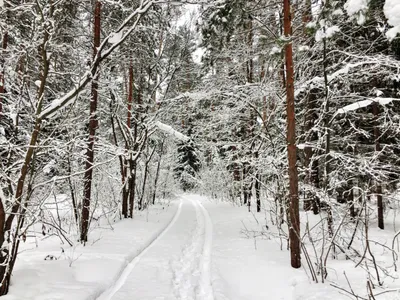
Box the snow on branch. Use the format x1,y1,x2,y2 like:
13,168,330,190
154,121,189,141
39,0,157,119
336,98,396,114
384,0,400,40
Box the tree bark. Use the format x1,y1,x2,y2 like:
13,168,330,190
0,32,7,119
283,0,301,269
81,1,101,243
122,62,134,218
0,1,53,292
373,102,384,229
152,139,164,205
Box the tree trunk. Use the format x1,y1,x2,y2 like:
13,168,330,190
128,155,137,218
109,91,128,219
255,173,261,212
139,146,156,210
129,77,142,218
152,139,164,205
67,155,79,229
373,102,384,229
0,1,53,292
80,1,101,243
0,32,8,119
283,0,301,269
123,62,134,218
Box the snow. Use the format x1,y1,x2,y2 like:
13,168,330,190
337,99,373,114
97,200,184,300
384,0,400,40
97,196,214,300
155,121,189,141
345,0,369,16
3,201,179,300
3,193,400,299
345,0,369,24
0,0,3,7
337,98,395,114
39,71,91,119
269,46,281,55
43,159,56,175
332,8,344,16
315,25,340,42
193,47,205,64
298,45,310,52
306,21,317,29
108,31,124,44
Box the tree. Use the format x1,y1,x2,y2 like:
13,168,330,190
80,0,102,243
174,138,201,191
283,0,301,269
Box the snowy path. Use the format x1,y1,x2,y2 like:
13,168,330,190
97,196,214,300
4,194,354,300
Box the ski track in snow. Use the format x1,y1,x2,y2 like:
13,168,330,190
96,199,183,300
196,199,214,300
96,196,214,300
171,198,214,300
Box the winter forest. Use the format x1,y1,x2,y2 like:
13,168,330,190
1,0,400,299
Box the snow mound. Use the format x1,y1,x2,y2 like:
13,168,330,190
384,0,400,40
344,0,369,24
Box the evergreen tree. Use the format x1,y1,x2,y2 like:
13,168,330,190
174,137,201,191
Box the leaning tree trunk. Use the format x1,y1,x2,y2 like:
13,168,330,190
81,0,101,243
283,0,301,269
0,2,53,293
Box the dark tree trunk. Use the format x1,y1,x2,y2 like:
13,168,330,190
303,89,320,214
109,91,128,219
67,155,79,229
0,32,8,119
284,0,301,269
0,1,53,292
255,173,261,212
128,157,136,218
81,1,101,243
373,102,384,229
345,184,357,220
152,139,164,205
129,79,142,218
123,62,134,218
139,146,156,210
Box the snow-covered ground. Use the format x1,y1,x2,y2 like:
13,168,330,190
4,194,400,299
3,200,179,300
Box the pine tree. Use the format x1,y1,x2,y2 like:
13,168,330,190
174,138,201,191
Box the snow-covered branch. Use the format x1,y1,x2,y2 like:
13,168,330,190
154,121,189,141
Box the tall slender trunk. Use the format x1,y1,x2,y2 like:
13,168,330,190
129,77,141,218
244,15,254,208
373,102,384,229
109,91,127,219
122,62,134,218
81,1,101,243
0,32,8,119
139,146,156,210
152,139,164,205
67,155,79,229
283,0,301,269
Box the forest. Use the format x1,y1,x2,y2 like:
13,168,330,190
1,0,400,299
